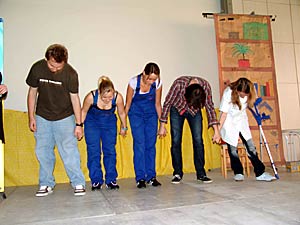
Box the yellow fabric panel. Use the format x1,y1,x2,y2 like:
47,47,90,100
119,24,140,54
3,109,220,187
0,142,4,192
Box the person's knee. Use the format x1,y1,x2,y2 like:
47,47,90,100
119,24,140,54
245,140,257,155
229,148,239,158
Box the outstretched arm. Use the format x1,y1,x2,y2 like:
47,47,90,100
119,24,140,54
124,84,134,116
212,124,221,144
70,93,83,141
155,85,162,119
219,112,227,130
116,92,127,137
81,92,93,123
27,87,37,132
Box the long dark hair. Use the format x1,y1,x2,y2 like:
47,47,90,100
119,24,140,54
143,62,160,84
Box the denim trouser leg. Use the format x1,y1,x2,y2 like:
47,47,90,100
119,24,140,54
35,116,56,188
227,134,265,176
170,107,185,177
239,135,265,177
53,116,85,188
186,111,206,178
35,115,85,188
227,144,244,175
170,107,206,178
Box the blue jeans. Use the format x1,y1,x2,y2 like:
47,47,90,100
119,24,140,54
170,107,206,179
227,133,265,177
34,115,85,188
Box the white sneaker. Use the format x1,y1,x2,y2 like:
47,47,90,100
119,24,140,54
74,185,86,196
36,186,53,197
234,174,244,181
256,172,276,182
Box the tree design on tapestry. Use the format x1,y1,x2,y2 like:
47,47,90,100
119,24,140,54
232,43,253,68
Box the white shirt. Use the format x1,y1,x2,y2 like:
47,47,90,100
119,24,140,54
219,87,252,146
129,75,162,96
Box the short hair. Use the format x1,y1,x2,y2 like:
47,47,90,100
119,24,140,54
97,76,115,96
45,44,68,63
184,84,206,109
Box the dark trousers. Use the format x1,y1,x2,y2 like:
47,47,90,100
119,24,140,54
170,107,206,179
227,133,265,177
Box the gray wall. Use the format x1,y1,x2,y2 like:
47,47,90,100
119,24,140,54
0,0,221,112
232,0,300,130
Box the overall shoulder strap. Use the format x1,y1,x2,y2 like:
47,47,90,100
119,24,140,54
136,74,142,92
93,90,98,105
112,91,118,105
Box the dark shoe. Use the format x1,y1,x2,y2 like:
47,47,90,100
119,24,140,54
136,179,146,189
197,176,213,184
171,174,182,184
91,182,102,191
36,186,53,197
74,185,86,196
106,181,120,190
147,177,161,187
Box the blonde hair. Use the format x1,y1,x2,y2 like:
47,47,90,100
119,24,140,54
230,77,255,109
97,76,115,96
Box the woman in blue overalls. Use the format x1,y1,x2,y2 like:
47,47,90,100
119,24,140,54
125,63,162,188
82,76,127,190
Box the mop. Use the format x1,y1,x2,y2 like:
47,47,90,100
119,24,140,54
248,97,280,179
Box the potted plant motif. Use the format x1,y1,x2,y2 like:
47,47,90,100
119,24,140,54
232,43,253,68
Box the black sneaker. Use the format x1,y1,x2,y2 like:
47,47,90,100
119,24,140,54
147,177,161,187
136,179,146,189
197,176,213,184
91,182,102,191
171,174,181,184
106,181,120,190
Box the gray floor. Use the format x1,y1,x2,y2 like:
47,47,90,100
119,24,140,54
1,168,300,225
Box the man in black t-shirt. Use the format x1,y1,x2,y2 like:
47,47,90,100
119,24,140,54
26,44,86,197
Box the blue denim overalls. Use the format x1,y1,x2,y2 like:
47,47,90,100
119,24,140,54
84,90,118,185
128,74,158,182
